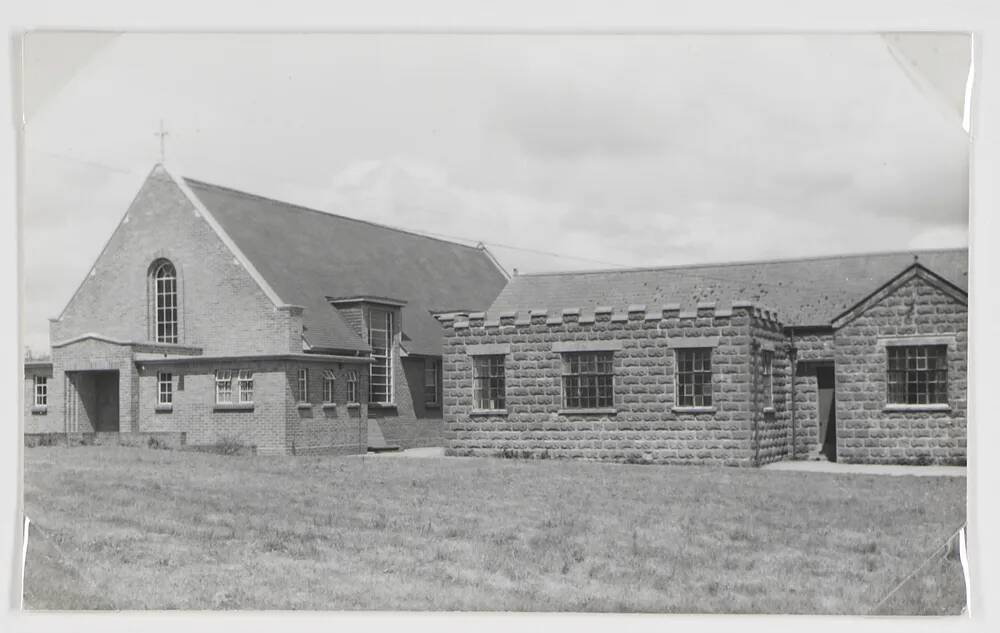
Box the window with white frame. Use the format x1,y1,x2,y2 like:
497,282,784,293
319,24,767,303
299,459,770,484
473,355,506,410
297,368,309,403
153,260,179,344
238,370,254,404
368,308,393,403
215,370,233,404
762,349,774,408
33,376,47,408
887,345,948,405
323,369,336,403
157,372,173,407
424,358,440,406
676,348,713,407
561,351,614,409
346,370,359,403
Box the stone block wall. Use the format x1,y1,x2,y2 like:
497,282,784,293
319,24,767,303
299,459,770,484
789,330,835,458
440,303,782,466
750,318,793,465
834,275,967,465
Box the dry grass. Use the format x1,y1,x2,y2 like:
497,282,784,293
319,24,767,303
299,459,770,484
22,446,966,613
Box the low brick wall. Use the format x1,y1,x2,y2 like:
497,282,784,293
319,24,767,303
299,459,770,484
24,431,187,449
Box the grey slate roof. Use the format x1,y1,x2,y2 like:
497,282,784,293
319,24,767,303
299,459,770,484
488,249,968,327
186,178,508,355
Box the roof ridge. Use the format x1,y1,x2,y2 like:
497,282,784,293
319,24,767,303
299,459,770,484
183,176,488,254
514,247,968,278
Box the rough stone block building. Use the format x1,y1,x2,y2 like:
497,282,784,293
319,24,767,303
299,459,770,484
23,164,508,454
438,250,968,466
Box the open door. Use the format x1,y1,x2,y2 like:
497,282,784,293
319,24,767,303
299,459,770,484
816,365,836,462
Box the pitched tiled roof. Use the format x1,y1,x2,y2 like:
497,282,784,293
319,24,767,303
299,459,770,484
488,249,968,327
185,178,508,355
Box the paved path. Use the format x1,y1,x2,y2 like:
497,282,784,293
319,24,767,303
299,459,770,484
761,460,966,477
365,446,447,458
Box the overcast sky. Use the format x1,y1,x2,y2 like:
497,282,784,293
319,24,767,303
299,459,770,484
20,33,970,353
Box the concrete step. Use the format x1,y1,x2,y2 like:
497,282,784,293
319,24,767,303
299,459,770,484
366,419,399,452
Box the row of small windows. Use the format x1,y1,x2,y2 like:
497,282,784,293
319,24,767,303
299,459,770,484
155,369,363,409
474,349,722,411
470,345,947,412
296,368,361,405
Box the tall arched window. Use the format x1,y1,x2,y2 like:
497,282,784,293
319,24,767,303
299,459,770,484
153,261,178,343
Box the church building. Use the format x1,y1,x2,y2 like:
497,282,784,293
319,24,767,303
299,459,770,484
438,250,968,465
23,164,509,454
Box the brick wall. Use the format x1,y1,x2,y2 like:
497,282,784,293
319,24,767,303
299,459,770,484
51,168,299,356
282,363,367,455
440,304,779,466
23,364,57,433
834,276,967,465
137,360,290,453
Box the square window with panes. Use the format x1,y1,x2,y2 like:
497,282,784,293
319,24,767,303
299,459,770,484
561,351,614,410
473,355,506,410
887,345,948,405
676,348,713,407
158,372,173,407
237,370,254,404
215,370,233,404
33,376,47,407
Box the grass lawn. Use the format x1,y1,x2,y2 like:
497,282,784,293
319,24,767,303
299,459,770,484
22,446,966,613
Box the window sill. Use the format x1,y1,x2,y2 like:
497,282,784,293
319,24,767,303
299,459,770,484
214,403,254,412
762,406,775,414
346,403,361,409
154,405,173,413
296,402,313,410
672,406,717,415
470,409,508,416
558,408,617,416
367,403,397,411
30,406,47,415
321,403,337,410
883,404,951,413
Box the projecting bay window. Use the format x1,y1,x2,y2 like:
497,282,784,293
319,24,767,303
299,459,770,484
368,308,393,404
887,344,948,406
473,355,506,411
561,351,614,411
675,348,713,408
424,358,440,406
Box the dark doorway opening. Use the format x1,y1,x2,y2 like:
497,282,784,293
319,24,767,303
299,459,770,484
816,365,836,462
73,370,120,432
